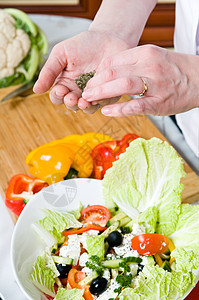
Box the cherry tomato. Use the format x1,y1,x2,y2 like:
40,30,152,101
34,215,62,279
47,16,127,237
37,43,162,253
68,268,93,300
131,233,169,256
80,205,111,227
63,223,107,236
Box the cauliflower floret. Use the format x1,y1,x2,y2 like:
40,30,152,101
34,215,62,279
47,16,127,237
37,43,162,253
16,29,31,54
0,9,30,79
0,48,6,69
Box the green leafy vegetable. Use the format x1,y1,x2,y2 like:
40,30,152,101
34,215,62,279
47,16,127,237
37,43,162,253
103,138,186,236
56,288,84,300
133,206,158,233
171,248,199,274
85,255,104,276
169,204,199,251
39,209,82,240
31,252,56,297
69,202,83,219
115,273,133,294
86,235,105,260
119,264,193,300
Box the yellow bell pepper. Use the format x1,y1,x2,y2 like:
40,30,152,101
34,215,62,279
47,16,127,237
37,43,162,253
25,132,112,184
26,144,75,184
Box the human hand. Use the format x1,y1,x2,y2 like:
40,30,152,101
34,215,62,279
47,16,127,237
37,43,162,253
82,45,199,116
33,31,129,114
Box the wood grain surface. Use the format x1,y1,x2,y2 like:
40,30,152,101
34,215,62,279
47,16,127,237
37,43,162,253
0,91,199,223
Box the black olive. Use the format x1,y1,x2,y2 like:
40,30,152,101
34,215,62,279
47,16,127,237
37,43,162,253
56,264,72,278
106,231,123,247
137,264,144,275
89,276,108,295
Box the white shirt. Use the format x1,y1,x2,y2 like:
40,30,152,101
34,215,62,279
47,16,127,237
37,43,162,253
174,0,199,158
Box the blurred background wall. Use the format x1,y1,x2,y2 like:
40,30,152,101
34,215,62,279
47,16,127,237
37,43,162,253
0,0,175,47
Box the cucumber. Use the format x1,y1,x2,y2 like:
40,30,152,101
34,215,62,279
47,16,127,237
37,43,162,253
121,226,131,234
107,212,127,226
79,271,98,286
162,260,171,272
122,220,134,232
101,221,120,238
120,216,131,227
101,257,142,269
111,268,119,279
52,256,73,265
101,259,123,269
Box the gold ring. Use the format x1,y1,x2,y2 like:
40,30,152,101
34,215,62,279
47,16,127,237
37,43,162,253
139,78,148,97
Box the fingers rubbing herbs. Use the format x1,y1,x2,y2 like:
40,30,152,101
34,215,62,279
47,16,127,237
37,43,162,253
75,71,95,91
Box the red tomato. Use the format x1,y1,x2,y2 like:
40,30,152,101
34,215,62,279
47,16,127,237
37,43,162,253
63,223,107,236
68,268,93,300
131,233,169,256
80,205,111,226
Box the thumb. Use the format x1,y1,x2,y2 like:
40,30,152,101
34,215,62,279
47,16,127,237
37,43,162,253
33,42,68,94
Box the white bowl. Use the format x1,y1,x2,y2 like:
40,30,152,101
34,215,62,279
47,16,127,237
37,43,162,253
11,178,198,300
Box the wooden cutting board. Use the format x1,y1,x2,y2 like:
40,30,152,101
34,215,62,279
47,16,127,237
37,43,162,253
0,91,199,223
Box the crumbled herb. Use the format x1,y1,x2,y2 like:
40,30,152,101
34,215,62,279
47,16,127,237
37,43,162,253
114,260,133,295
85,255,104,276
75,71,95,91
119,261,130,273
51,248,56,254
114,273,133,294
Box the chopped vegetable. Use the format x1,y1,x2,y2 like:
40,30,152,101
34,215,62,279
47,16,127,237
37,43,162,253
0,8,48,88
80,205,111,227
5,174,48,215
131,233,169,256
63,224,106,236
103,137,186,236
91,133,139,179
25,132,112,183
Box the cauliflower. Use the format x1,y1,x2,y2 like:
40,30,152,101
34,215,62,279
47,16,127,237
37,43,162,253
0,9,30,79
0,8,48,88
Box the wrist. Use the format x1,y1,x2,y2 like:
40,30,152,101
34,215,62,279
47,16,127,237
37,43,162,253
89,0,157,47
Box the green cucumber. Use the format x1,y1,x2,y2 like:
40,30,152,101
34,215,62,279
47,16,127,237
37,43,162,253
5,8,37,36
111,268,119,279
121,226,131,234
101,221,120,238
122,220,134,232
101,257,142,269
52,256,73,265
101,259,123,269
79,271,98,286
120,216,131,227
107,212,127,227
162,260,171,272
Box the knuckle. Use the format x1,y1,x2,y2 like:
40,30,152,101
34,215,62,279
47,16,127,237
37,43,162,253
104,69,116,81
102,57,113,69
143,44,159,58
121,77,133,91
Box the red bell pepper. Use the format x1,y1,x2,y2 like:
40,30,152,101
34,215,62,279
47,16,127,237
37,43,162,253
91,133,139,179
5,174,48,216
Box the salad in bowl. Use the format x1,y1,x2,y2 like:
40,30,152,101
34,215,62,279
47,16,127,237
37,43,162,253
11,138,199,300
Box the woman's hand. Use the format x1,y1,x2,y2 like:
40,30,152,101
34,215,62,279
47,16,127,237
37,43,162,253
33,31,129,113
82,45,199,116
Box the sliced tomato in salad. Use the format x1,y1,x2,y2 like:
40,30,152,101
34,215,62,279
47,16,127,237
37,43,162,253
80,205,111,226
131,233,169,256
68,268,93,300
63,223,107,236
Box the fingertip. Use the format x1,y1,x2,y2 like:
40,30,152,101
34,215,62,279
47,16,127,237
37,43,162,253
101,106,112,116
64,92,79,107
78,98,91,110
